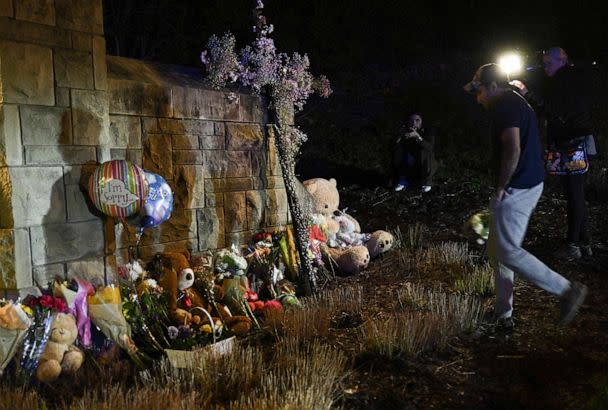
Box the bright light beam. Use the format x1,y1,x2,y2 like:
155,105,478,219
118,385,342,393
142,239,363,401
498,53,523,79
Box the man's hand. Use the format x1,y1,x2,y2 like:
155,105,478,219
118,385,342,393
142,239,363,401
495,188,506,202
509,80,528,96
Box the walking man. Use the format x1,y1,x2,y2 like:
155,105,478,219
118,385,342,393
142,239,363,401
464,63,587,327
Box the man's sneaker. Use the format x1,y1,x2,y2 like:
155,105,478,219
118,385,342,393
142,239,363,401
555,243,582,260
580,244,593,257
394,183,406,192
559,281,588,325
421,185,432,193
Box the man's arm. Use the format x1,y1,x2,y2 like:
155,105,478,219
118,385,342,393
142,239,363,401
496,127,521,200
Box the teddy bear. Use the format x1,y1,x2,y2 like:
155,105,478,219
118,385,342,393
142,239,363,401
36,313,84,383
152,251,205,326
302,178,394,274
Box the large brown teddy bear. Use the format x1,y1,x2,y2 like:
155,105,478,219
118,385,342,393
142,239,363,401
302,178,394,274
36,313,84,383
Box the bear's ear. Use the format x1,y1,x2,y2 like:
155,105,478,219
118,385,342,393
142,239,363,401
329,178,337,187
179,249,191,263
305,180,318,194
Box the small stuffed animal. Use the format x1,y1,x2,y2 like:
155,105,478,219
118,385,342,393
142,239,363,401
36,313,84,383
365,230,395,258
334,214,371,247
325,245,370,275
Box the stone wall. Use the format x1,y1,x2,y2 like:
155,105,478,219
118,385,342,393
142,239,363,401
0,0,286,293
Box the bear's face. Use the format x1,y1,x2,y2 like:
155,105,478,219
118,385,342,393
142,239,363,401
304,178,339,216
49,313,78,345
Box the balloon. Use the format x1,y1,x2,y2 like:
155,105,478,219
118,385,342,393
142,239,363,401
125,172,173,229
88,160,147,218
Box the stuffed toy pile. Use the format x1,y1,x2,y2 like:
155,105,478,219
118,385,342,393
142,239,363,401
302,178,394,274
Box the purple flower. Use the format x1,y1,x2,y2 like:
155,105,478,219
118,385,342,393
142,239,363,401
167,326,179,340
178,325,192,339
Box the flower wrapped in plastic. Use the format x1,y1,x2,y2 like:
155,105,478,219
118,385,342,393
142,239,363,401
87,285,147,367
0,300,32,375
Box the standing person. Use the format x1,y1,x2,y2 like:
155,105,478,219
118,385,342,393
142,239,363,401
511,47,595,260
392,112,437,192
464,63,587,327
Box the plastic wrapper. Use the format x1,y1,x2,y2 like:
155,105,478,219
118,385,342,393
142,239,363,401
0,302,32,375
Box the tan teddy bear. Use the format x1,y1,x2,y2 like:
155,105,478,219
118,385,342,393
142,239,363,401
36,313,84,383
302,178,394,274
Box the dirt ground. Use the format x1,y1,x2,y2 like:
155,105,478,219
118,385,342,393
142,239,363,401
329,180,608,410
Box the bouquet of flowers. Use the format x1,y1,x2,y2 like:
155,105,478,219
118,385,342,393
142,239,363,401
0,300,32,375
87,284,148,367
468,210,491,244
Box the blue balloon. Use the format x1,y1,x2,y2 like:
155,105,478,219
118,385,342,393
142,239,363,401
126,172,173,230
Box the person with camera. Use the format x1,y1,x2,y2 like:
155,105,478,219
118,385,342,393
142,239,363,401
464,63,587,328
392,112,436,192
510,47,595,260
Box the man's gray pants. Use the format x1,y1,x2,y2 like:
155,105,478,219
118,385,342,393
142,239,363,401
487,182,570,319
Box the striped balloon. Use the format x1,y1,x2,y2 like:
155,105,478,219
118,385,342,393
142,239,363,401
88,160,147,218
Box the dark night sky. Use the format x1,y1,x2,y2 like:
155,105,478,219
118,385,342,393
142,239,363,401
103,0,608,71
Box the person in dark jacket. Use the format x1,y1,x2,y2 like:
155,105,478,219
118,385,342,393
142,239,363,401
511,47,595,259
392,113,437,192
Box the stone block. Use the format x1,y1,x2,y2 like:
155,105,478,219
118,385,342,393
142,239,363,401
0,104,22,166
92,36,107,90
239,93,266,123
54,48,94,89
200,134,224,150
158,119,213,135
202,150,227,178
172,87,239,120
142,117,159,133
14,0,54,25
26,145,96,165
9,166,65,227
205,177,252,193
20,105,71,145
30,220,103,265
33,263,65,288
109,148,141,166
224,192,246,233
0,228,32,289
266,188,289,212
173,150,203,165
108,79,172,117
143,133,172,176
252,175,285,190
55,87,70,107
0,1,13,17
197,208,225,251
246,190,264,231
72,31,91,51
0,167,12,228
173,165,204,209
0,16,70,48
172,134,199,149
66,256,105,283
0,40,54,105
71,89,110,146
226,123,264,150
214,122,225,136
205,193,223,207
226,151,251,177
65,184,96,222
55,0,103,34
109,115,141,148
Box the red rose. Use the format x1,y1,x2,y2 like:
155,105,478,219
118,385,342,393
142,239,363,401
53,297,68,313
39,295,54,309
183,296,192,308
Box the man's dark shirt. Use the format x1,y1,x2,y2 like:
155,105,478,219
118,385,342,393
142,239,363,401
489,90,545,189
526,65,593,146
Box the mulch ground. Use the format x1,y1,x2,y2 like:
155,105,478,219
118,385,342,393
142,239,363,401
326,179,608,409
